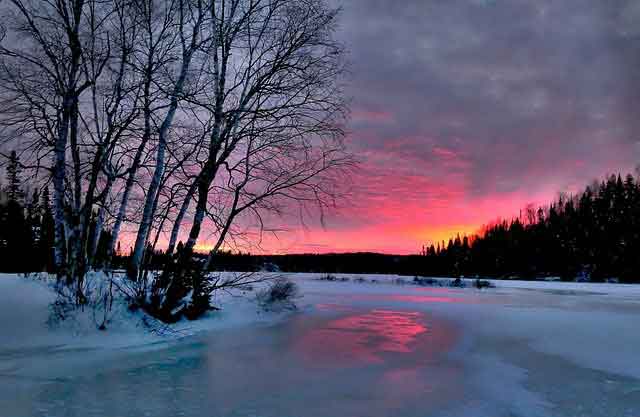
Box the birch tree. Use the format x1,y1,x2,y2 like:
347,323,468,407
126,0,210,281
0,0,92,284
0,0,137,300
145,0,351,321
0,0,352,318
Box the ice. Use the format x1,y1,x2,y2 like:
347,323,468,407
1,272,639,416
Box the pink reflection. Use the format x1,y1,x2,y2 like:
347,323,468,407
294,309,455,366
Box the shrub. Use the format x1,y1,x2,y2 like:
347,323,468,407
474,279,494,289
144,257,212,323
48,285,78,326
47,272,115,330
413,276,440,286
317,273,349,282
319,273,337,281
257,277,298,310
449,278,464,288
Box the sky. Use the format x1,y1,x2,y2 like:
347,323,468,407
198,0,640,255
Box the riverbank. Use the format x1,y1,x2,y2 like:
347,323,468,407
0,272,286,377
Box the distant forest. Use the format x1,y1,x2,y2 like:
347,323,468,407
2,151,640,283
420,172,640,282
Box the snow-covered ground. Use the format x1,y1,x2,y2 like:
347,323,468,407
0,272,279,352
1,272,639,417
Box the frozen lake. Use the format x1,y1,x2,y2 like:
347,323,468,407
2,274,640,416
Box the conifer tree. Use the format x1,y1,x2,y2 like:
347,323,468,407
6,151,23,204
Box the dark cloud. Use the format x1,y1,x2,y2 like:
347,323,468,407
336,0,640,197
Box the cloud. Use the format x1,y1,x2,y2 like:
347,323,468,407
198,0,640,254
338,0,640,184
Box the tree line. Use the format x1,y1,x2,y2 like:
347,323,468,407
421,172,640,282
143,250,426,275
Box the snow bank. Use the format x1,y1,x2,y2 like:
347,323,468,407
0,273,283,354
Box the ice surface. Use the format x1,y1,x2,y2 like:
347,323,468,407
1,273,639,416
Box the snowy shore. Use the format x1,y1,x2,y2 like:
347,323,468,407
0,272,286,353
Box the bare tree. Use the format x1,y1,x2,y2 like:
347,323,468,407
0,0,352,321
0,0,138,299
187,0,346,250
127,0,210,281
0,0,91,283
145,0,351,321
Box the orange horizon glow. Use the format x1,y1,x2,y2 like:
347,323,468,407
146,166,634,256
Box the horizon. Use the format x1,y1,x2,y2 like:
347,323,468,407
192,0,640,255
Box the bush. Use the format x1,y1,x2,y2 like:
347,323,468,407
413,276,440,286
48,285,78,326
317,273,350,282
318,273,337,281
449,278,464,288
257,277,298,310
474,279,494,289
47,272,115,330
144,256,212,323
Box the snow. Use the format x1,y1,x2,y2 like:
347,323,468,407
1,272,640,416
486,278,640,297
0,273,282,366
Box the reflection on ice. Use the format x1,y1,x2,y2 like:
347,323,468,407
294,306,458,371
296,309,428,364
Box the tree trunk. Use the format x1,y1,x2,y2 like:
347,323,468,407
182,162,220,254
128,49,196,280
107,42,155,263
166,181,197,255
89,173,115,266
52,104,70,279
106,134,150,262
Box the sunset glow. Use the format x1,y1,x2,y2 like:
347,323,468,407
152,0,640,256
